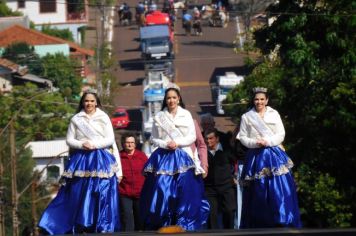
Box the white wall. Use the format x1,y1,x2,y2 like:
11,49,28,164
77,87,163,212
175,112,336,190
7,1,67,25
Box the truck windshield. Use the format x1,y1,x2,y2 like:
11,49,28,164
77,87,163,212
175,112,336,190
219,87,232,95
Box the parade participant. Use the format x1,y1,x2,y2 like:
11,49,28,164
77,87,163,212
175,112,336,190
204,128,236,229
182,11,193,35
38,90,122,234
119,133,148,231
193,7,203,36
140,84,210,231
237,87,301,228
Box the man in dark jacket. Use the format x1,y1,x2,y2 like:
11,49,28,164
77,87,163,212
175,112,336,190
204,128,236,229
119,133,148,231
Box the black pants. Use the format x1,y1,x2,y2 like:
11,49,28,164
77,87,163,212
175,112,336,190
120,196,143,231
205,186,236,229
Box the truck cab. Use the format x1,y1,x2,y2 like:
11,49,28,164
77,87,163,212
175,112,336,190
140,25,173,60
145,10,174,41
216,72,244,115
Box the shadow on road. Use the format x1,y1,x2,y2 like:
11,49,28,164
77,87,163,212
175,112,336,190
119,58,144,71
119,77,144,86
182,41,234,48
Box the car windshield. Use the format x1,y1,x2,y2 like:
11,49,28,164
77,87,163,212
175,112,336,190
113,111,126,117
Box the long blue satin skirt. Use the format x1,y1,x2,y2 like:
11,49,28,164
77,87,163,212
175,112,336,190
240,146,301,228
38,149,120,234
140,148,210,231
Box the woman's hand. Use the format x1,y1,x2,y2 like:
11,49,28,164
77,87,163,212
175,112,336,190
117,176,123,183
82,141,95,150
167,141,178,150
256,139,268,147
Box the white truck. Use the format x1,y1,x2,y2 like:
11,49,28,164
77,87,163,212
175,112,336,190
216,72,244,115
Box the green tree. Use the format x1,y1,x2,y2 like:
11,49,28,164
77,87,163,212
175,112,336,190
40,53,82,98
0,84,75,234
2,42,44,75
295,164,352,227
41,25,74,42
0,1,22,16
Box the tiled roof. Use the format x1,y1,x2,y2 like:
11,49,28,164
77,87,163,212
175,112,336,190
0,24,94,56
26,139,69,158
0,57,28,75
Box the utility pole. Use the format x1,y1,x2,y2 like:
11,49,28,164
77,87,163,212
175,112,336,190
31,179,39,236
96,0,106,97
10,121,19,236
0,128,5,236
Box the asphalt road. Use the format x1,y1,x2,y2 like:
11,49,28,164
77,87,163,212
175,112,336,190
111,0,248,137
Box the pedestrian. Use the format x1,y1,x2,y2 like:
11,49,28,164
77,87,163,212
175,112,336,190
182,11,192,35
237,87,301,228
119,132,148,231
140,84,210,231
200,112,231,150
204,128,236,229
38,90,122,234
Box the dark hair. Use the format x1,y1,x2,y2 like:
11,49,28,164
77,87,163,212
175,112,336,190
121,132,138,147
161,87,185,110
204,128,219,138
76,91,102,113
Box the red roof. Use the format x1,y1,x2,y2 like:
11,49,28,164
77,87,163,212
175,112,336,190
0,24,94,56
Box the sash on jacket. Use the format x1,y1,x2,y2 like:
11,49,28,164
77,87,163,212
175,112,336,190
245,109,274,138
154,112,205,175
245,109,285,150
72,115,100,140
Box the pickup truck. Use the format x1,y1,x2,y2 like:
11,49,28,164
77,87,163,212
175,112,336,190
216,72,244,115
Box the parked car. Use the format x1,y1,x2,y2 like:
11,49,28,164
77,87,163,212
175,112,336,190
111,108,130,129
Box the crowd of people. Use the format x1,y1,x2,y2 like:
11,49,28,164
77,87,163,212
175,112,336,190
37,84,301,234
117,0,230,34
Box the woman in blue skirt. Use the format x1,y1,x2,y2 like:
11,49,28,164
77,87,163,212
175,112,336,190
237,87,301,228
140,84,210,231
38,91,122,234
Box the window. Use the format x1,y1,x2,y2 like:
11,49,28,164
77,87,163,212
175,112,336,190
39,0,56,13
47,166,60,181
18,0,25,8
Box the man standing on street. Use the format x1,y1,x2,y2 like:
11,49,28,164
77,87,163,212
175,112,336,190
204,128,236,229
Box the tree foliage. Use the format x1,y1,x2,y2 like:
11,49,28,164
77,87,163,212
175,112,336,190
227,0,356,227
295,164,352,227
40,53,82,98
41,25,74,42
0,1,22,16
0,84,75,234
2,42,44,75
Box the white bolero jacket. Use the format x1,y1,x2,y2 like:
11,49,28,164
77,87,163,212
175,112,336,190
66,108,122,177
66,108,115,149
237,106,285,148
151,106,196,158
